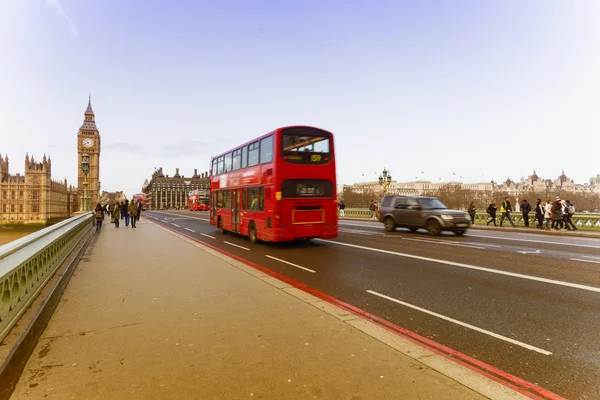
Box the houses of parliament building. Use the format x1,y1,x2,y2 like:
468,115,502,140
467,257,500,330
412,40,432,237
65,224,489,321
0,97,101,224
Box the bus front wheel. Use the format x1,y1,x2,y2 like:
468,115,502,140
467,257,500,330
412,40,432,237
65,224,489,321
249,222,258,244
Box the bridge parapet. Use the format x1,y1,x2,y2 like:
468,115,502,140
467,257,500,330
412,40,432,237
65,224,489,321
0,212,94,342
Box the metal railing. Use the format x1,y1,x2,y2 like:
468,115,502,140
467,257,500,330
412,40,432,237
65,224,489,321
340,208,600,230
0,212,94,342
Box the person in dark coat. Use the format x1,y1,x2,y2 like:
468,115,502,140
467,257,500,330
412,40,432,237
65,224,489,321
534,198,544,229
121,200,130,227
468,202,476,224
486,200,497,227
520,199,532,227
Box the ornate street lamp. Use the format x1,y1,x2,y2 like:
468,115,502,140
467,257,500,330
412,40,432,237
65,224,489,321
378,168,392,196
80,154,90,211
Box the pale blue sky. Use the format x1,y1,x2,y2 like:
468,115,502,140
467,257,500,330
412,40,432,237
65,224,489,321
1,0,599,197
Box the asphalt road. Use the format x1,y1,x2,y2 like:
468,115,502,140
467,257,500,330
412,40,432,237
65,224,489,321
144,210,600,400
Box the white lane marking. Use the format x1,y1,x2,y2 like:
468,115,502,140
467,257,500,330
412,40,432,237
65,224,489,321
570,258,600,264
201,233,216,240
316,239,600,294
367,290,552,355
583,255,600,260
171,223,180,227
224,241,250,251
184,228,195,233
339,221,600,249
265,255,316,273
466,233,600,250
152,211,211,222
339,228,376,236
517,250,541,254
404,237,486,250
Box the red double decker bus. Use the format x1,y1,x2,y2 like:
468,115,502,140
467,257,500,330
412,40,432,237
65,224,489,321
188,189,209,211
209,126,337,243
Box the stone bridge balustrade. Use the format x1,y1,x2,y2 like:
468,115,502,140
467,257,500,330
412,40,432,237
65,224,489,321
0,212,94,342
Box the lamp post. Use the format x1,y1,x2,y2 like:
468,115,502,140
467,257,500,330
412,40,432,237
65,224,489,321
80,154,90,211
378,168,392,196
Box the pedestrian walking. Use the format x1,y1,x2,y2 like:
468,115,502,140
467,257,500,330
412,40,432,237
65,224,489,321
94,203,105,231
468,202,476,224
544,199,552,230
129,200,139,228
486,200,497,226
112,202,120,227
136,201,143,222
499,197,516,227
535,198,544,229
121,200,130,227
520,199,531,227
551,197,563,230
339,200,345,217
564,199,577,231
369,200,376,219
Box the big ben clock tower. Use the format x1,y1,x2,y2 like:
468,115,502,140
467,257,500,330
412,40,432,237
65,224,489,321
77,96,101,208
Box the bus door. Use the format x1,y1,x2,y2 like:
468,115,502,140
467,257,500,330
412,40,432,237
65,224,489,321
231,189,241,232
210,192,216,223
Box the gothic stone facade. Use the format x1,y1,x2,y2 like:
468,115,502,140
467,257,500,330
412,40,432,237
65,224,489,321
143,168,209,210
77,97,101,208
0,154,77,224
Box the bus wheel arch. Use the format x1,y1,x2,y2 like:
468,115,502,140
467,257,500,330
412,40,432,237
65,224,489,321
248,221,258,244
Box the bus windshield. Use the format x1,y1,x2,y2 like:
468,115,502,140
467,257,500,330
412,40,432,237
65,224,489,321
281,128,331,164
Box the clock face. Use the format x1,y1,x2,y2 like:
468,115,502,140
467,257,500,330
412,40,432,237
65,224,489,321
82,138,94,148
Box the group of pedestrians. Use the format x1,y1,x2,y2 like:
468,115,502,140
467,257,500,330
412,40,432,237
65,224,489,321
94,199,142,230
485,197,577,231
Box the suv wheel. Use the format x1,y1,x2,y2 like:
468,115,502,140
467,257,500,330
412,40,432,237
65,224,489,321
384,217,396,232
427,219,441,236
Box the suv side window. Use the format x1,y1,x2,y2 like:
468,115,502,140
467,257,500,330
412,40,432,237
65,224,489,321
406,198,420,209
394,198,407,209
381,196,394,208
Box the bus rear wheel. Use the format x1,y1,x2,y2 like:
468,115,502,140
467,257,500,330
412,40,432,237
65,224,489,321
249,222,258,244
218,217,226,234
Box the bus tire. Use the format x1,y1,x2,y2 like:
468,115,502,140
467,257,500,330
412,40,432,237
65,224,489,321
218,216,226,234
249,222,258,244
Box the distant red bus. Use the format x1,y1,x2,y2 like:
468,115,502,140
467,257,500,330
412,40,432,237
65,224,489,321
132,193,147,211
188,190,209,211
209,126,337,243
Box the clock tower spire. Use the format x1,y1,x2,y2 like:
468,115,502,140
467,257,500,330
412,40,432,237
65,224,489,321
77,95,101,209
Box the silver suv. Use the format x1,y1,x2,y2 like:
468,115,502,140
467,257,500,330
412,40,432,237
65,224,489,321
378,196,471,236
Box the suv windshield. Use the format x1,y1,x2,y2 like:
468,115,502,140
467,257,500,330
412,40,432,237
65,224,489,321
419,198,447,210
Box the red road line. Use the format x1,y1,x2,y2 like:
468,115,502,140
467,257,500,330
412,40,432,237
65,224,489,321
149,219,566,400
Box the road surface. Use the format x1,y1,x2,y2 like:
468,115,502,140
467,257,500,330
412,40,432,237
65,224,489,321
144,210,600,399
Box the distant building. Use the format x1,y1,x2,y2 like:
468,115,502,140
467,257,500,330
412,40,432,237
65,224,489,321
342,170,600,197
143,168,209,210
99,191,126,206
0,154,77,224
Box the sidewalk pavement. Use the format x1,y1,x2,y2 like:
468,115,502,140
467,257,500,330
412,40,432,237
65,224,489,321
9,219,525,400
341,217,600,238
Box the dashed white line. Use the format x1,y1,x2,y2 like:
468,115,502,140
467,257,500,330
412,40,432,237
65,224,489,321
201,233,216,240
152,211,210,222
570,258,600,264
583,255,600,260
316,239,600,294
466,233,600,250
367,290,552,356
184,228,195,233
224,241,250,251
265,255,316,273
404,237,486,250
171,223,180,227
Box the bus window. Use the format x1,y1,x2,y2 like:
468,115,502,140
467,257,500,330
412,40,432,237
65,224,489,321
232,149,241,170
224,153,232,173
212,159,218,175
248,187,259,211
242,188,247,210
241,146,248,169
259,187,264,211
224,190,231,208
260,135,273,164
216,191,224,208
217,156,224,174
248,142,259,167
